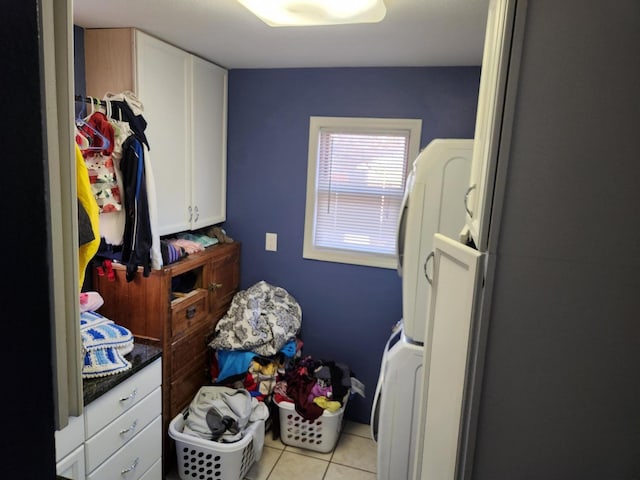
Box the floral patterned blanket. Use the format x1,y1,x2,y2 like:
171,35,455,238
209,281,301,356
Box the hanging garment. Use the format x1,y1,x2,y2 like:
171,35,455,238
141,147,162,270
76,144,100,291
93,93,162,270
120,136,153,281
97,114,132,246
81,112,122,214
103,91,150,150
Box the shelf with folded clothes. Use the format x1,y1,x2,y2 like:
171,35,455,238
161,225,235,268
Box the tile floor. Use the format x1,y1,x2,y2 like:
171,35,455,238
165,420,377,480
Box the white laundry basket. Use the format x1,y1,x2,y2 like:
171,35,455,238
277,396,347,453
169,412,264,480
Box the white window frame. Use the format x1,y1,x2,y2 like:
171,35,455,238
303,116,422,269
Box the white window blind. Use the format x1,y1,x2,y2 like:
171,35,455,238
304,117,422,268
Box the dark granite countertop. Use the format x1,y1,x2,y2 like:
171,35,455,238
83,339,162,406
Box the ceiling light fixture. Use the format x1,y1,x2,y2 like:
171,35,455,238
237,0,387,27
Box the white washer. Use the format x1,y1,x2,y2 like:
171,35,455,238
371,324,424,480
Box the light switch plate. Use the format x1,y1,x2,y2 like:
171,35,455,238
265,232,277,251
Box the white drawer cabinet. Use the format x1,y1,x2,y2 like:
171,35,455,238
55,413,85,462
139,459,162,480
84,358,161,438
85,358,162,480
56,444,85,479
84,387,161,472
55,413,85,478
86,417,162,480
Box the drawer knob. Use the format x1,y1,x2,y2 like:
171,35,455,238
119,388,138,403
208,282,223,291
119,420,138,436
186,306,197,319
121,457,139,476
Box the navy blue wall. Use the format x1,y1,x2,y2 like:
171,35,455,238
225,67,480,422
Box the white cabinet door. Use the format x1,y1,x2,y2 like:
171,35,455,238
465,0,515,250
190,56,227,228
56,445,85,480
414,233,483,480
136,31,191,236
55,414,84,462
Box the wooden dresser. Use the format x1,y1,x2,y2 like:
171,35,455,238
92,242,240,469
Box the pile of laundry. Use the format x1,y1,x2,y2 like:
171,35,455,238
209,280,301,357
182,386,268,447
211,338,301,401
274,356,355,421
208,281,303,399
79,291,134,379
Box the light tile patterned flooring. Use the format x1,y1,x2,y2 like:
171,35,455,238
166,420,377,480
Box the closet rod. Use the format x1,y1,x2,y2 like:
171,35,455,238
74,94,107,106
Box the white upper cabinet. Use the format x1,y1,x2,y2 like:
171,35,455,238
464,0,516,251
190,56,228,229
85,28,228,236
135,31,191,235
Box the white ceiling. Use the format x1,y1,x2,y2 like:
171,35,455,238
73,0,490,69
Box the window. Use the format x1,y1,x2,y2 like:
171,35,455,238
304,116,422,268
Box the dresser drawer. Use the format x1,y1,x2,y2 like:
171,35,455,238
85,387,161,472
171,288,209,337
86,416,162,480
169,357,207,418
170,322,210,378
85,358,162,438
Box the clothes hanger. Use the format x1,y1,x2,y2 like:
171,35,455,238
105,99,123,137
77,96,111,153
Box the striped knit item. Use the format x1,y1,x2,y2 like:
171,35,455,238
80,311,134,378
83,347,131,379
80,311,134,354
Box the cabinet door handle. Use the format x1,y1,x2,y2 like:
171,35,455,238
120,457,139,476
209,282,223,291
464,184,476,218
194,205,199,223
119,420,138,436
186,306,197,319
119,388,137,403
188,205,193,222
424,251,434,285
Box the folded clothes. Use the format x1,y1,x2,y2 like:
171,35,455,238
80,291,104,313
170,238,204,254
177,232,218,248
83,347,131,379
80,311,134,354
161,239,187,265
80,311,134,379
